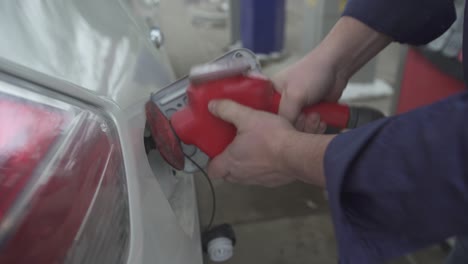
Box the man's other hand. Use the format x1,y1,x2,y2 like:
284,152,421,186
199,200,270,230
272,53,347,125
206,99,297,187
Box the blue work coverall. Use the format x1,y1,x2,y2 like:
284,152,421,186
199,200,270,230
324,0,468,263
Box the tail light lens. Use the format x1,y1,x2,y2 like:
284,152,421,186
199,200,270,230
0,78,129,263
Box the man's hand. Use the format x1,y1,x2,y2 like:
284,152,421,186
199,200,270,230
206,99,332,187
206,100,297,187
272,17,391,129
272,52,347,132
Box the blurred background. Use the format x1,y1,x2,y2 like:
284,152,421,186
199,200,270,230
1,0,465,263
145,0,465,263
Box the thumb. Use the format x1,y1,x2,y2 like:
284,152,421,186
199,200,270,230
272,71,304,123
271,73,287,93
208,99,253,129
278,89,306,123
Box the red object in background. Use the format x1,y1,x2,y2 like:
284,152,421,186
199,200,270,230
397,48,465,114
170,75,351,158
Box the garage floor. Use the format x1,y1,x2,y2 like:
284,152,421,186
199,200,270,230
159,0,450,263
196,181,448,264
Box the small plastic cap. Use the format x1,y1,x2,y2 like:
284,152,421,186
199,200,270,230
207,237,234,262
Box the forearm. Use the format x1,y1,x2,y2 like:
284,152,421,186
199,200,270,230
304,17,391,82
303,0,456,83
280,131,335,187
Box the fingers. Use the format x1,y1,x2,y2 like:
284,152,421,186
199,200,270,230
278,89,305,123
318,122,327,133
208,100,253,129
303,113,321,134
295,114,306,131
271,74,286,93
272,73,305,123
295,113,327,134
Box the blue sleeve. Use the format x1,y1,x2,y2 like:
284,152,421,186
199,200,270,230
343,0,456,45
324,92,468,263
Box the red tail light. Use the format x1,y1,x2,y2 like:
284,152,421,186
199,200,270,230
0,79,129,263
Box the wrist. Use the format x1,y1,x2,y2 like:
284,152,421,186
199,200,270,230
278,130,335,187
303,49,343,78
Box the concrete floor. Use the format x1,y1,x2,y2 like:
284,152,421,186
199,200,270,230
196,181,337,264
196,181,449,264
159,0,450,263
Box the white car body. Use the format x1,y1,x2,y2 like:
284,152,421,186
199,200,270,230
0,0,203,263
